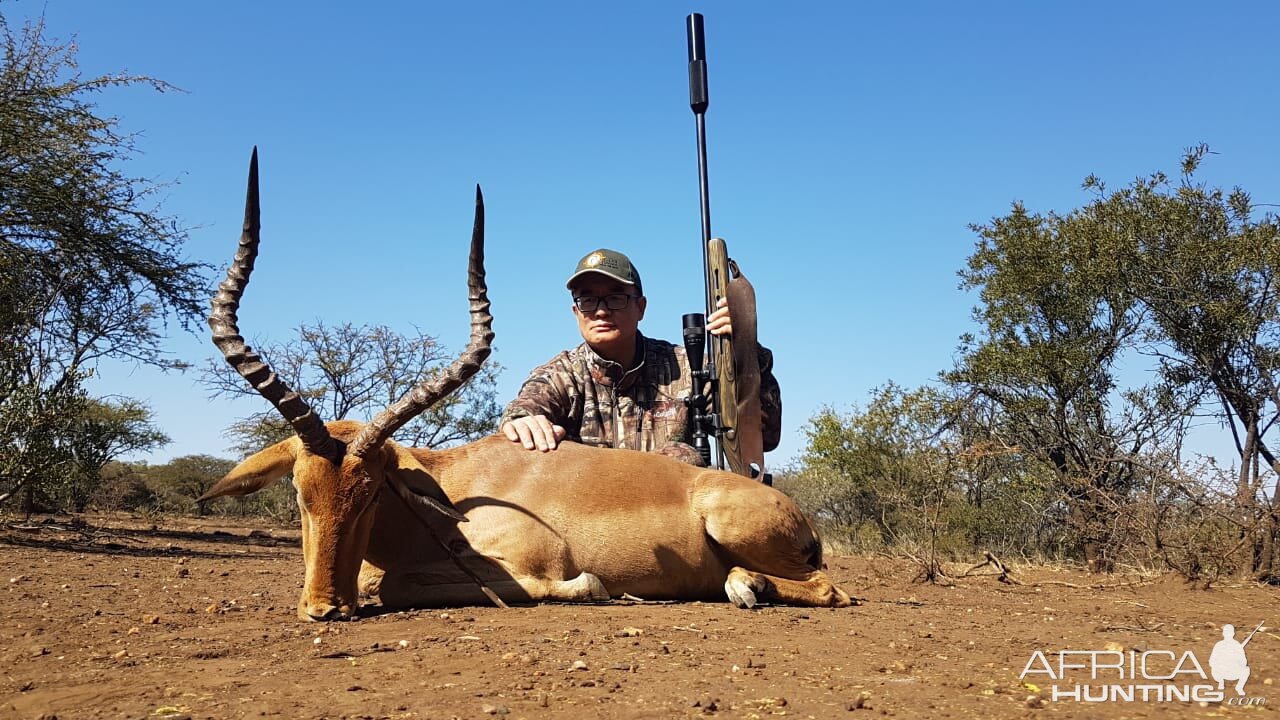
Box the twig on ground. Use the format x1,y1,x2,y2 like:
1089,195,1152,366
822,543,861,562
960,551,1021,585
82,528,142,544
1097,622,1164,633
315,646,397,660
617,593,677,605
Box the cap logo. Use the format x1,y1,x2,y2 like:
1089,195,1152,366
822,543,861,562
585,252,605,268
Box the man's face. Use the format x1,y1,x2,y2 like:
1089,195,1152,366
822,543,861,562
570,275,646,352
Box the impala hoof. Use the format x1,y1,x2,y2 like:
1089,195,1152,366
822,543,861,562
301,603,351,622
575,572,610,601
725,576,759,609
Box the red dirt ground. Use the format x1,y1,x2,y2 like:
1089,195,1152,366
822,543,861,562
1,514,1276,720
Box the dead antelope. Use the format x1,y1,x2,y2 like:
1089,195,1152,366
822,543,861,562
199,150,852,620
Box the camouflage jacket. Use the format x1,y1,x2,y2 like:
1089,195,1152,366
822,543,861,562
501,333,781,466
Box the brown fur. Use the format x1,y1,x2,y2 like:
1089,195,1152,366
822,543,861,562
201,420,852,620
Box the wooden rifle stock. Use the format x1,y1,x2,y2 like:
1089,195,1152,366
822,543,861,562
709,240,767,480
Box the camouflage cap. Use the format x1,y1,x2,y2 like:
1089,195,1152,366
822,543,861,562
565,249,643,295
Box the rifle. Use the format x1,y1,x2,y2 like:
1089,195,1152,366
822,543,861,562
1242,620,1265,648
681,13,770,484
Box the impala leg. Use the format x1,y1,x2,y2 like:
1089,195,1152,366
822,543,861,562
358,561,385,598
376,562,609,608
690,476,854,608
695,477,831,560
725,567,851,609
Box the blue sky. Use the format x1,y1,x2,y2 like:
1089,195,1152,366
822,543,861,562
12,1,1280,468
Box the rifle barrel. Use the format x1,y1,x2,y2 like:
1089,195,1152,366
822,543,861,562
1242,620,1266,647
687,13,713,319
686,13,723,470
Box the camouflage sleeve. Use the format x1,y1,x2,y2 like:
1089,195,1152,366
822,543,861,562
500,352,580,432
758,344,781,452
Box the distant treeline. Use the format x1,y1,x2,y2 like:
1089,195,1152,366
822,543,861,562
781,146,1280,585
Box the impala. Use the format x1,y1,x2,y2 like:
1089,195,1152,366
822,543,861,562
199,151,852,620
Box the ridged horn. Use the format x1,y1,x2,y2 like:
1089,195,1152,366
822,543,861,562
209,148,342,463
348,186,494,458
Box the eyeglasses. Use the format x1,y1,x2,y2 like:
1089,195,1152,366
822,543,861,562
573,293,640,313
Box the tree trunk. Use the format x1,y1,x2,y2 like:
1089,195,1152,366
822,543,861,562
1258,511,1276,581
22,481,35,521
1236,420,1260,578
1071,493,1111,573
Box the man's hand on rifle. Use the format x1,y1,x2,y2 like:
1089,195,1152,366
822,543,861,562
502,415,567,451
707,297,732,336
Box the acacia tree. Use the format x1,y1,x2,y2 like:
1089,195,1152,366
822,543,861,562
788,383,1063,565
0,373,85,512
142,454,236,514
1084,145,1280,577
0,14,206,510
950,196,1188,571
202,321,503,455
61,398,169,511
792,385,944,546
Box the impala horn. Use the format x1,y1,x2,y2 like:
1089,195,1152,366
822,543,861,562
348,186,494,458
208,148,343,463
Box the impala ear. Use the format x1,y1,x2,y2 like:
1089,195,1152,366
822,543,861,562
198,437,300,503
